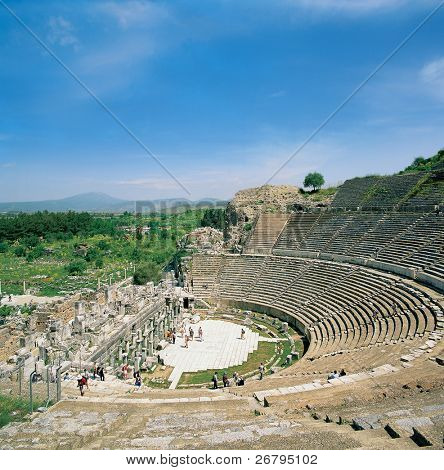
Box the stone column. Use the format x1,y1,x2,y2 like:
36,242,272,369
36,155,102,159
74,301,84,318
149,321,154,356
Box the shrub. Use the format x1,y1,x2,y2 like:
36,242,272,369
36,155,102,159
0,305,14,318
26,244,45,261
133,261,162,285
14,245,27,257
66,260,87,275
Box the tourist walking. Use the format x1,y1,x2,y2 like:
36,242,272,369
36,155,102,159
99,366,105,381
222,371,229,387
233,371,239,385
189,327,194,341
198,326,203,341
77,374,87,396
259,362,265,380
240,328,245,340
134,371,141,387
184,334,189,348
212,372,218,389
83,369,90,389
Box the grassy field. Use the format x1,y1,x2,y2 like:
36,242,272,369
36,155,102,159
179,340,283,386
0,210,209,297
0,394,47,428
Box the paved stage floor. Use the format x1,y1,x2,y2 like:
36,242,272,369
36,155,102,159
159,319,259,388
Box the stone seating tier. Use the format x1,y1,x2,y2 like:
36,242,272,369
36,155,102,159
191,254,443,360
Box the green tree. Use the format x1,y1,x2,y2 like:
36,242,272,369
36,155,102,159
303,172,325,191
133,261,162,285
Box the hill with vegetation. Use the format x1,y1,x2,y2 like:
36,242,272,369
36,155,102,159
399,149,444,174
0,208,222,300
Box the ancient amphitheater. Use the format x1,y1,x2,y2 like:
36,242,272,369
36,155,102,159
1,171,443,450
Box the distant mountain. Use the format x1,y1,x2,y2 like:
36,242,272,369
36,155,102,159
0,192,227,213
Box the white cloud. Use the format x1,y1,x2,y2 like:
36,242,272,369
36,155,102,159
78,38,156,72
0,162,16,169
269,90,286,98
284,0,406,14
420,58,444,101
94,0,170,29
47,16,79,48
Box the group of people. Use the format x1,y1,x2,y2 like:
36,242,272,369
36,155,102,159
121,363,143,386
211,370,247,389
180,323,204,348
327,369,346,380
165,329,177,344
71,364,105,396
70,364,105,397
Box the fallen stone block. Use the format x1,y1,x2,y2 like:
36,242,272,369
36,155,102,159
395,416,434,433
384,422,410,439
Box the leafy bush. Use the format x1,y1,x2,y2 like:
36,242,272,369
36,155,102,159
0,305,14,317
0,241,8,253
26,244,45,261
133,261,162,285
400,149,444,174
66,259,87,275
13,245,27,257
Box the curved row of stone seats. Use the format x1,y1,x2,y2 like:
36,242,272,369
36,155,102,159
425,262,444,279
325,212,383,254
190,255,222,298
218,255,267,299
344,213,421,259
191,254,442,360
247,257,309,306
401,176,444,209
273,212,444,278
273,213,322,251
331,172,427,210
278,336,431,379
376,215,443,266
244,213,289,254
330,175,381,209
362,173,426,210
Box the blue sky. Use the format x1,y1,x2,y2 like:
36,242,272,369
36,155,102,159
0,0,443,202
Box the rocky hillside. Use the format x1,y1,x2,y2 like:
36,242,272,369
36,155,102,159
179,227,224,254
224,184,333,249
